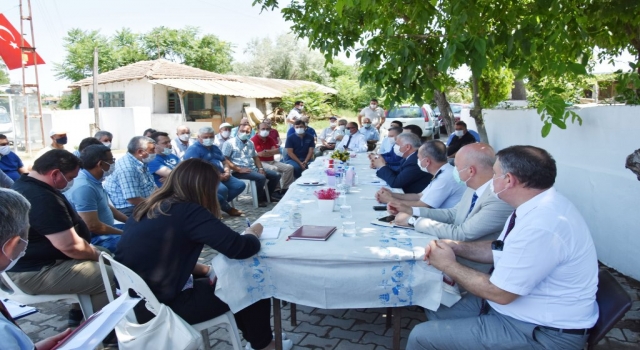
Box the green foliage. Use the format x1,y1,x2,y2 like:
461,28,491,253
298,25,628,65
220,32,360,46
54,26,234,83
280,88,333,120
58,90,81,110
615,68,640,105
477,67,514,108
0,59,9,85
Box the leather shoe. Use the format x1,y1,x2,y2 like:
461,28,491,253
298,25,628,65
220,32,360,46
270,196,281,203
224,208,244,216
258,201,268,207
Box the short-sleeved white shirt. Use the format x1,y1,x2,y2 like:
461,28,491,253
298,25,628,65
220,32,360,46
319,126,339,143
359,106,384,125
489,188,599,329
413,163,465,214
287,108,302,129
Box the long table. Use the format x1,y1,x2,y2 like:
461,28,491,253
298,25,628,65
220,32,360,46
213,155,460,349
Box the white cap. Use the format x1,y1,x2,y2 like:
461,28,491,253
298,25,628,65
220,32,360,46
219,123,232,129
49,129,66,137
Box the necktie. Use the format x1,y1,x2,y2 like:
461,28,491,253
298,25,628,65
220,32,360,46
479,210,517,315
344,135,352,149
467,193,478,217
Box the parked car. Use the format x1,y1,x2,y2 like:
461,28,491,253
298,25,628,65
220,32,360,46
380,104,439,140
434,103,463,134
0,107,15,145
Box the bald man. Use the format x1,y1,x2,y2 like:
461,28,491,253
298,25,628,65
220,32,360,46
171,125,194,160
389,143,513,272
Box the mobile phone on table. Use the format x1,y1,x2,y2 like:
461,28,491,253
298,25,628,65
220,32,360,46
373,205,387,211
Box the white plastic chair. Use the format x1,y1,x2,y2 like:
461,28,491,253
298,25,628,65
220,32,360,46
235,179,271,208
0,271,94,319
98,253,243,350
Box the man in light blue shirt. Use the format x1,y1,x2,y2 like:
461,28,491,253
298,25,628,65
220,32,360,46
104,136,157,217
66,145,128,253
359,117,380,152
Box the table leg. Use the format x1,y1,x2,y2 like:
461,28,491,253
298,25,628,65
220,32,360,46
272,298,283,350
290,303,297,327
393,307,402,350
385,307,392,329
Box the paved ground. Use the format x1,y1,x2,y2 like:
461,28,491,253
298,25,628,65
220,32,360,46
7,193,640,349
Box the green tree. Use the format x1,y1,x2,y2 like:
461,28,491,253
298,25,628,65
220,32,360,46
53,29,119,82
58,90,81,110
0,59,9,85
112,28,148,66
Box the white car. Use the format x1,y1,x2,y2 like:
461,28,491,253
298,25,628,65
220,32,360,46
380,104,439,139
0,107,15,144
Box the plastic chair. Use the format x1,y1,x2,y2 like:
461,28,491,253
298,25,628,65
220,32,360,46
0,271,94,319
236,179,271,208
586,269,633,349
98,253,243,350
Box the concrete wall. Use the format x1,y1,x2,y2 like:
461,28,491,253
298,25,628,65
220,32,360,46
42,107,152,151
151,114,183,135
227,96,256,125
80,80,153,110
153,84,169,113
484,105,640,280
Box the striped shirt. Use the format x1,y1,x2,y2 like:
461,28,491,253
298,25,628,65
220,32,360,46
104,153,156,209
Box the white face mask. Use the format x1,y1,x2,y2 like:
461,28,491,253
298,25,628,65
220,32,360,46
0,145,10,156
221,131,230,139
490,175,508,199
330,122,337,127
142,153,156,164
370,104,377,109
1,238,28,273
162,148,172,156
55,173,74,193
202,138,214,147
454,130,464,137
259,130,270,137
418,158,429,173
178,134,190,142
386,137,395,145
238,133,251,141
102,142,112,149
298,106,304,111
338,125,346,131
102,162,115,180
295,128,306,135
393,144,405,157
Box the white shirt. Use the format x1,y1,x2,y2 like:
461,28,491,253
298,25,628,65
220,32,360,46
489,188,599,329
474,179,491,198
171,137,194,160
379,137,394,154
413,163,466,215
336,132,368,153
286,108,302,129
359,126,380,141
319,126,339,144
359,106,385,125
213,133,230,149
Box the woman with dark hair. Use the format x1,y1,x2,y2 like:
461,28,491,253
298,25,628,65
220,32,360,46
115,158,291,350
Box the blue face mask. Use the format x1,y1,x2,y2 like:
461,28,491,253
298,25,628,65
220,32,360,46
55,136,68,145
452,166,470,184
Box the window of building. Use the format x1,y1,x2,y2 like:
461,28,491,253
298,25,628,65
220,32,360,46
88,91,125,108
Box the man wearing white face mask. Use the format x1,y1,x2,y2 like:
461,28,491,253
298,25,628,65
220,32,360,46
286,100,304,129
333,118,348,141
94,130,113,149
315,116,339,156
104,136,157,217
359,117,380,152
389,143,513,272
371,132,431,194
284,120,315,178
447,121,477,161
215,122,233,149
8,150,116,328
377,141,463,211
337,122,368,153
171,125,194,160
252,122,294,195
65,145,128,254
148,131,181,187
358,98,385,129
0,188,81,350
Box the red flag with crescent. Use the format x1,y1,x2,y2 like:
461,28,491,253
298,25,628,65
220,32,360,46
0,14,45,70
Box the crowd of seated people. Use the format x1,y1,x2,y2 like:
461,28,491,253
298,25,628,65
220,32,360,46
1,114,600,350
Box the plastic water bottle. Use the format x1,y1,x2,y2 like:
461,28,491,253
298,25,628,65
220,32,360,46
345,166,355,186
335,169,342,186
289,204,302,228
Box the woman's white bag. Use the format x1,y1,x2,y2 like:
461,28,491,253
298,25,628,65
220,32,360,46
115,303,204,350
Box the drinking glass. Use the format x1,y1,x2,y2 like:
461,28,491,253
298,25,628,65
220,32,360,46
340,205,352,219
342,221,357,237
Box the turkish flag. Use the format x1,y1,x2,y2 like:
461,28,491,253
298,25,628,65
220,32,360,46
0,14,45,70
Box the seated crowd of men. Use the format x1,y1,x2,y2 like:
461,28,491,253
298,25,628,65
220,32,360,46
0,111,599,349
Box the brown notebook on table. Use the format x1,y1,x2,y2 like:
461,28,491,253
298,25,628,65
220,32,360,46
287,225,337,241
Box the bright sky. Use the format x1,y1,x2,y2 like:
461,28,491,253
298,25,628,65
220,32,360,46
1,0,296,95
1,0,634,95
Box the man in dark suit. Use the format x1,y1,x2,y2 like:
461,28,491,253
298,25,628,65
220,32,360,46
372,132,432,194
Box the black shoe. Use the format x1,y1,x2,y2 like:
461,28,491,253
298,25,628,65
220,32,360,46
270,196,281,203
271,192,283,200
258,201,268,207
102,330,118,348
279,189,288,196
68,309,83,327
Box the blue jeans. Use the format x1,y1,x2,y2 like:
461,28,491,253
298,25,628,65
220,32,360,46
233,170,281,201
90,223,125,254
283,159,313,178
218,176,246,210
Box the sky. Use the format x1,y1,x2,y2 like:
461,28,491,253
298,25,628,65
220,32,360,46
1,0,635,96
1,0,299,95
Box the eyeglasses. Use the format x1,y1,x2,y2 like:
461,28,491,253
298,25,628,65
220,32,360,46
103,157,116,163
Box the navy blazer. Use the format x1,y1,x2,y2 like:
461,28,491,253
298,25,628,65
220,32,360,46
381,150,403,172
376,151,432,194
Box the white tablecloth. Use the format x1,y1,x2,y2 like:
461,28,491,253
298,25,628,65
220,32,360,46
213,156,461,313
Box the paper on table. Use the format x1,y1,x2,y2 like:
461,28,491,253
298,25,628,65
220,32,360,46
260,227,280,240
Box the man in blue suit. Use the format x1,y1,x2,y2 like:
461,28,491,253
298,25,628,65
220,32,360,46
371,132,432,194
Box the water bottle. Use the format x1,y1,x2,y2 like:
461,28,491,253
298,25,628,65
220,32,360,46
345,166,355,186
335,169,342,186
289,204,302,228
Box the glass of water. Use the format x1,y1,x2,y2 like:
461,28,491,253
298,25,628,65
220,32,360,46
342,221,357,237
340,205,352,218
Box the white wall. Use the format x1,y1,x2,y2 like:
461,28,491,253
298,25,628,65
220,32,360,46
151,114,183,135
484,105,640,280
42,107,152,151
80,79,153,110
153,84,169,113
227,97,255,125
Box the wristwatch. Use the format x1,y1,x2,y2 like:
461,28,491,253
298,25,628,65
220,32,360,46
407,216,418,227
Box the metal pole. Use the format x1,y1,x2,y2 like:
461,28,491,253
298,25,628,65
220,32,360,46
8,95,18,152
25,0,44,148
92,47,100,135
